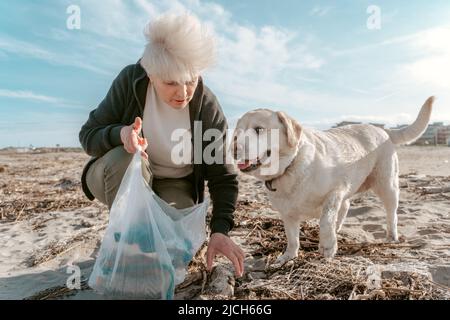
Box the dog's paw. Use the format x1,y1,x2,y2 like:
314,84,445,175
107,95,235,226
336,224,345,234
318,242,337,259
386,234,399,243
271,252,296,268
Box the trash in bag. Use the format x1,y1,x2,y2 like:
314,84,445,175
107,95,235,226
88,147,209,300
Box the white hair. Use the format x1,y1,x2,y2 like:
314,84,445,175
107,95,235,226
141,13,216,83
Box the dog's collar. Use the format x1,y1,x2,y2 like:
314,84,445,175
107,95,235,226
263,141,302,193
264,159,296,192
264,141,300,192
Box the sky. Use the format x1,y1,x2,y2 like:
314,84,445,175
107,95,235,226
0,0,450,148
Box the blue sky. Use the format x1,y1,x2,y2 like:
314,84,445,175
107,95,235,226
1,0,450,148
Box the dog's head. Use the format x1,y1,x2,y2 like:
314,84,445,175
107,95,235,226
231,108,302,181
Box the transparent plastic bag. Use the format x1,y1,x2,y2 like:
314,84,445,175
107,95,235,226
88,148,209,300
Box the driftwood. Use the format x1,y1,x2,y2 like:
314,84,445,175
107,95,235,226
420,186,450,195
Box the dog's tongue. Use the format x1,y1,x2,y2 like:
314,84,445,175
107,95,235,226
237,160,251,170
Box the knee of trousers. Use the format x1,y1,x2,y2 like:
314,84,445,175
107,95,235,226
86,146,152,207
106,145,133,170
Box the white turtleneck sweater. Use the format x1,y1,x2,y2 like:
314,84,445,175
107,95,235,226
142,83,193,179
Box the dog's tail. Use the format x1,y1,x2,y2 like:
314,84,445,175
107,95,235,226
384,96,435,145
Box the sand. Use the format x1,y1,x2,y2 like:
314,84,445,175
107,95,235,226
0,146,449,300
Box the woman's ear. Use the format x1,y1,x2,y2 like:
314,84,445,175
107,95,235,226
276,111,302,148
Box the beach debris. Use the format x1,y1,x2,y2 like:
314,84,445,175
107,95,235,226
419,186,450,195
2,148,449,300
54,178,79,190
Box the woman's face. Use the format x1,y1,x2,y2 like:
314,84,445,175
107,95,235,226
150,75,199,110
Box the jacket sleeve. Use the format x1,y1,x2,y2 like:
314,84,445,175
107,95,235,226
79,67,131,158
202,93,239,236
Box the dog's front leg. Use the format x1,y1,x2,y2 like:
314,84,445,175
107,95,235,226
274,215,300,266
319,190,345,259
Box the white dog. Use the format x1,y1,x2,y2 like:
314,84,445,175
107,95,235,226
231,97,434,264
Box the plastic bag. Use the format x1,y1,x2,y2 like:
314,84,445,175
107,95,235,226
88,148,209,300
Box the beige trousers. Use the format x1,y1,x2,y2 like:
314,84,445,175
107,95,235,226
86,146,195,210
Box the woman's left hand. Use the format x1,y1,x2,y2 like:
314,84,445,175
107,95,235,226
206,233,245,277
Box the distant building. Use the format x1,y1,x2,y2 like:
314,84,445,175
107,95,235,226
16,148,31,153
414,122,449,146
437,125,450,145
332,121,450,146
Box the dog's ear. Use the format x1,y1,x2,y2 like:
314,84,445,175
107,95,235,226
276,111,302,148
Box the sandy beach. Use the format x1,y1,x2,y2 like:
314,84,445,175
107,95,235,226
0,146,449,300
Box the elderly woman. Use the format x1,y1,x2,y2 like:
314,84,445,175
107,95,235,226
79,14,244,277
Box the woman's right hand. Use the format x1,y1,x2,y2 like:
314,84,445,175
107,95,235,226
120,117,148,159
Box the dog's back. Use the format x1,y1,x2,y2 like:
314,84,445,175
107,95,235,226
306,124,390,167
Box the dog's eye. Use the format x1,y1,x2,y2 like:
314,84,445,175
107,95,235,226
254,127,264,134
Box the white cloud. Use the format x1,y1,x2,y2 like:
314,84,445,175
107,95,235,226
309,6,333,17
64,0,325,111
401,26,450,89
330,33,417,57
0,0,328,129
222,23,324,76
0,36,51,60
5,0,327,115
307,111,450,130
0,89,63,104
72,0,146,42
304,113,417,130
336,113,414,126
10,0,336,127
135,0,159,19
319,23,450,129
0,89,85,110
208,72,311,110
0,35,110,75
331,25,450,90
198,6,324,112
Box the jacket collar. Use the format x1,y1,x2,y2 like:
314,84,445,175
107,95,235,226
133,60,149,114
